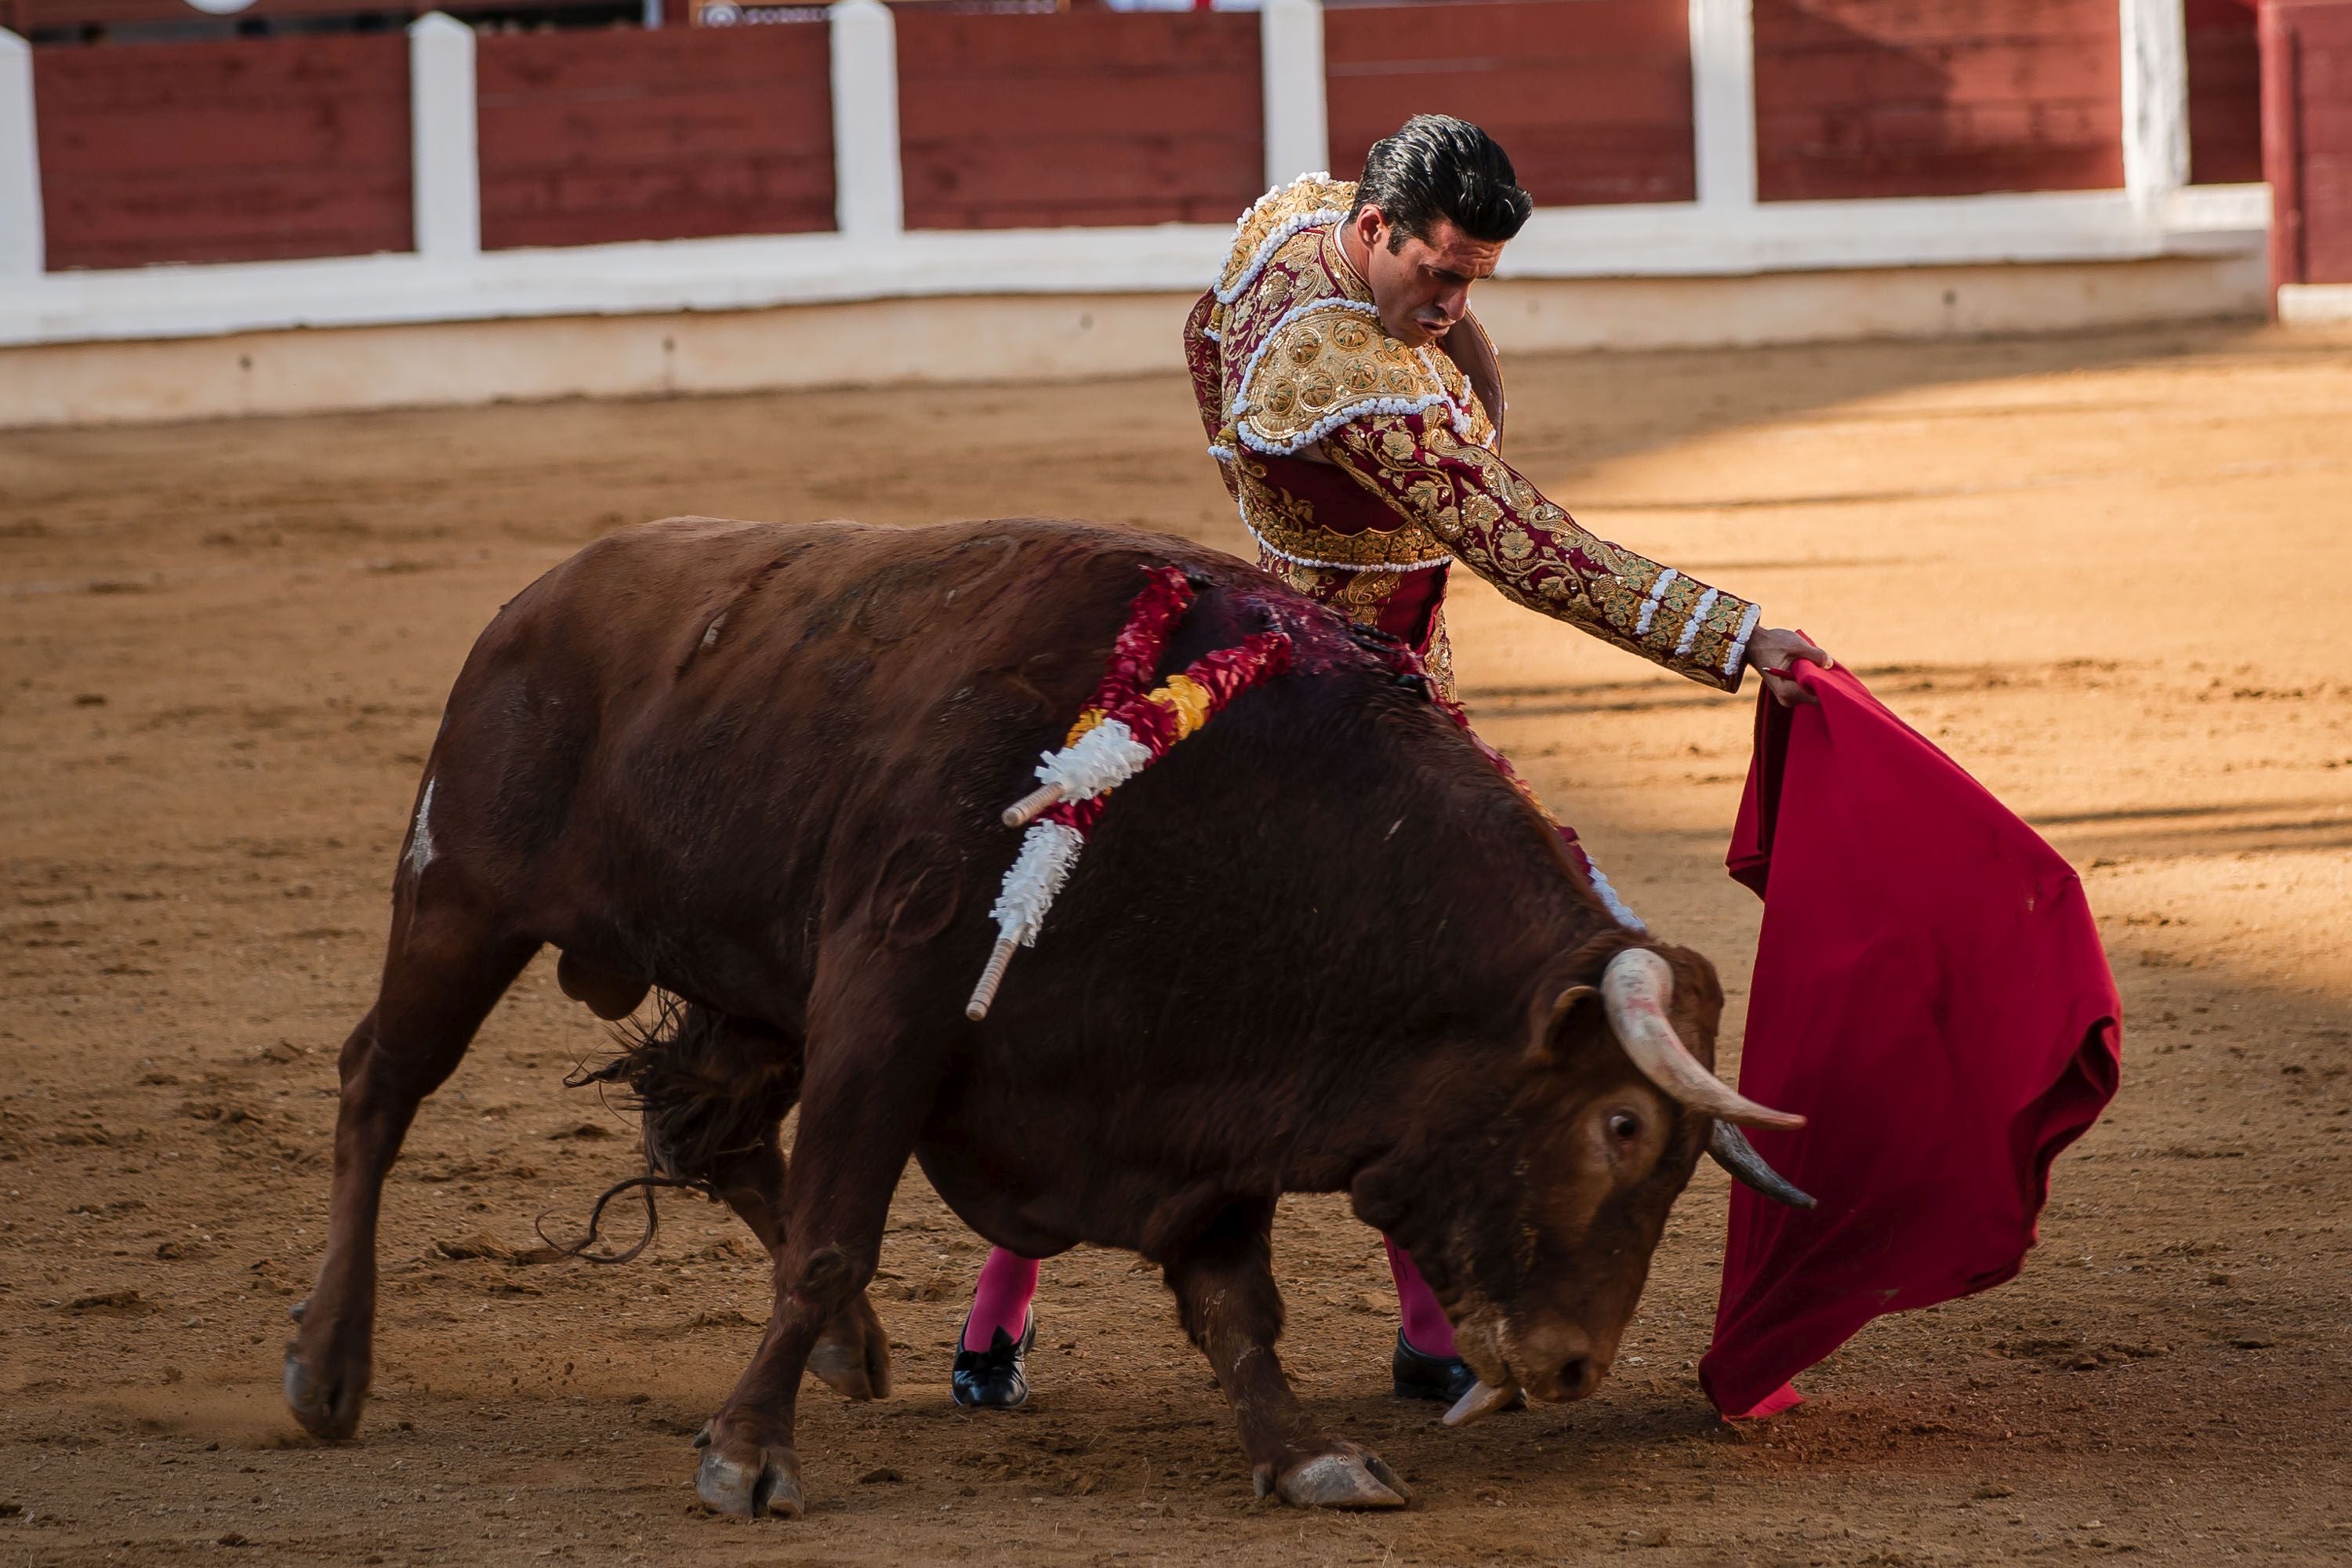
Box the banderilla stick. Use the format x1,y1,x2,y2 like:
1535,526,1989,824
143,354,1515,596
965,935,1018,1021
1001,782,1065,828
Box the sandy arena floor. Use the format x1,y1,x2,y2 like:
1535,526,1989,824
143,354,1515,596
4,321,2350,1566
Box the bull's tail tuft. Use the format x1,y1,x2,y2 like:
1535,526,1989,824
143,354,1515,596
539,994,800,1264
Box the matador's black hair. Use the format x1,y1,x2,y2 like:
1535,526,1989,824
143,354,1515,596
1352,114,1534,250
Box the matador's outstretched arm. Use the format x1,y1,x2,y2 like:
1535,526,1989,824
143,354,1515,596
1322,410,1760,691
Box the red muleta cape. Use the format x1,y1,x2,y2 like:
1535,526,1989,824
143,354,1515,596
1698,660,2122,1420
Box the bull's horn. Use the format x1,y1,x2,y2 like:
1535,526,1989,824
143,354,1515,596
1443,1378,1522,1428
1600,949,1806,1131
1708,1123,1817,1210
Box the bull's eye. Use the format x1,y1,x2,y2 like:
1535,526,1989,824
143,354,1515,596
1606,1110,1642,1143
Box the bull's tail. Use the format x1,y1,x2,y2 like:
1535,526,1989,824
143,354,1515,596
541,995,803,1262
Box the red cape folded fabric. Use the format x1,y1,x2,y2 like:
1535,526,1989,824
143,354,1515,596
1697,660,2122,1420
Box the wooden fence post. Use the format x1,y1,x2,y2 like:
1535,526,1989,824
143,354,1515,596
1688,0,1757,213
2121,0,2190,215
409,13,481,262
0,30,39,278
1261,0,1328,190
2259,2,2304,301
830,0,903,241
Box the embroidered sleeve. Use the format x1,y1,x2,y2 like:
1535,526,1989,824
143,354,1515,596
1183,291,1240,499
1321,411,1761,690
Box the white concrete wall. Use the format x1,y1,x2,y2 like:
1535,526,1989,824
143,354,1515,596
0,1,2289,426
0,256,2267,430
0,2,2271,350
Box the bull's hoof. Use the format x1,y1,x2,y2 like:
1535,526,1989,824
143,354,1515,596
282,1345,365,1440
1259,1448,1411,1510
695,1444,804,1520
807,1292,892,1401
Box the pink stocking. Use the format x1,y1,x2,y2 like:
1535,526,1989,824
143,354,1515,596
962,1247,1039,1352
1384,1236,1456,1358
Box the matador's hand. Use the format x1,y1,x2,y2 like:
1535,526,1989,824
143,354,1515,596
1748,627,1833,707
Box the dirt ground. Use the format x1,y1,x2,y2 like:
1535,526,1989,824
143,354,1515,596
4,318,2351,1567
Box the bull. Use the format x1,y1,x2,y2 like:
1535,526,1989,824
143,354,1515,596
283,517,1804,1517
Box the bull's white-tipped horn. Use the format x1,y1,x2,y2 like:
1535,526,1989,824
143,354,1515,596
1600,949,1806,1131
1443,1378,1521,1428
1709,1123,1817,1210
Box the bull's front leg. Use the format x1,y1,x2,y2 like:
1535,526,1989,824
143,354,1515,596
629,1005,891,1403
1163,1200,1410,1510
691,950,942,1520
704,1131,891,1401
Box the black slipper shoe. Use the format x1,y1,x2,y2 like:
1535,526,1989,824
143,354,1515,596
1391,1328,1483,1404
950,1312,1036,1410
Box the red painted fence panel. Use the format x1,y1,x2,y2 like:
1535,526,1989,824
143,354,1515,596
895,8,1262,230
2264,0,2352,289
1325,0,1694,207
477,26,834,250
34,34,410,270
13,0,581,30
2186,0,2261,185
1754,0,2124,201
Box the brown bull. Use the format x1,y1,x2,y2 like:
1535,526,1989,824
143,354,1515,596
284,517,1801,1517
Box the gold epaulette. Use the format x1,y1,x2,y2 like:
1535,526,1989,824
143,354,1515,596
1214,174,1357,305
1236,303,1465,455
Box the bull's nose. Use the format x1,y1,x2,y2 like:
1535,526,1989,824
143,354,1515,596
1555,1356,1600,1401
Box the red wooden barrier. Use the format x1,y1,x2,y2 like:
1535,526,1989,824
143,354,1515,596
1325,0,1694,207
13,0,579,31
1753,0,2124,201
34,34,411,270
2264,0,2352,289
2186,0,2261,185
895,8,1261,230
477,26,833,250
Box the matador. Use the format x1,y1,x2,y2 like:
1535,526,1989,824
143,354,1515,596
952,114,1832,1412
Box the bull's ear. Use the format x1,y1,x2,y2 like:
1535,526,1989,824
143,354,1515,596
1526,982,1599,1065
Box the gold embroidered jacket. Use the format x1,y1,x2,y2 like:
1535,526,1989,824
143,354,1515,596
1183,175,1761,692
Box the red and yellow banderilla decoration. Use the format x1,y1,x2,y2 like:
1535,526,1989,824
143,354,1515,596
966,568,1290,1021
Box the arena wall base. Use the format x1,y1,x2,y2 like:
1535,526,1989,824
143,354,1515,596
0,255,2267,430
2276,285,2352,325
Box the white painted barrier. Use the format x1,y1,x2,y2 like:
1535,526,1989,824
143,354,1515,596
1259,0,1328,190
409,13,481,263
0,1,2281,377
829,0,902,243
0,31,41,280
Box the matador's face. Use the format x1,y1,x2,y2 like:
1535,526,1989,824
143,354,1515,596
1349,207,1504,348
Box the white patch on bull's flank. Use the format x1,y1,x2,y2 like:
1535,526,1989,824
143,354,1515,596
701,612,728,650
405,777,437,877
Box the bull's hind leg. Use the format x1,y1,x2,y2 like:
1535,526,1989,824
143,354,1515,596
1164,1200,1410,1510
285,894,535,1439
692,949,944,1519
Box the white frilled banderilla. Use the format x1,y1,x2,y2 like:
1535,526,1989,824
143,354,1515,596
966,568,1290,1021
